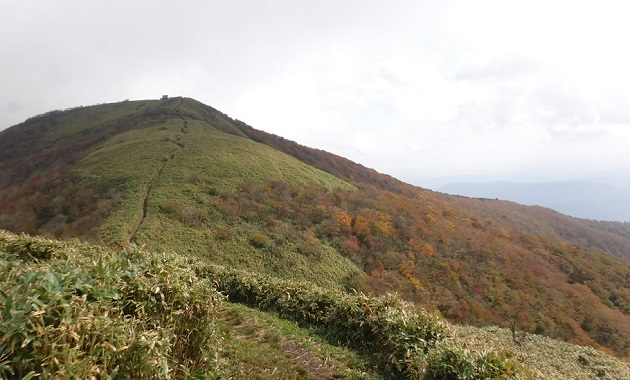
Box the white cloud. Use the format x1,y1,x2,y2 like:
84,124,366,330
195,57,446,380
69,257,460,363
1,0,630,186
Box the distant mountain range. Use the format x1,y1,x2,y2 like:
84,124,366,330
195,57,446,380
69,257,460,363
439,181,630,222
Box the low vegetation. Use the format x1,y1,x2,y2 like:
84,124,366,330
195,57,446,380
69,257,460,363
197,263,447,377
3,231,630,379
451,325,630,380
187,181,630,358
1,97,630,377
0,231,223,379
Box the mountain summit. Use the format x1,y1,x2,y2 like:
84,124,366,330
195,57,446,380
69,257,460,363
1,97,630,370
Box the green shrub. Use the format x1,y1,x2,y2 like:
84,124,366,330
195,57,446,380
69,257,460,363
214,226,235,241
117,250,223,375
424,344,518,380
0,232,224,379
0,232,64,261
0,231,522,380
197,264,446,378
161,199,183,215
249,232,270,248
182,207,208,227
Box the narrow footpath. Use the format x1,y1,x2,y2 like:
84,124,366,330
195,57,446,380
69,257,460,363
129,116,188,244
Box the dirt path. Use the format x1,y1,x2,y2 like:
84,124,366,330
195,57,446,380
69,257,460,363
129,157,170,244
217,305,340,380
278,339,337,380
129,115,188,244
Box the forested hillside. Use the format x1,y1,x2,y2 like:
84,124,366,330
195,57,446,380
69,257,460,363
0,97,629,361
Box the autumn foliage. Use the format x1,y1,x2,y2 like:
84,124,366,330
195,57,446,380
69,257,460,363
1,97,630,360
208,181,630,357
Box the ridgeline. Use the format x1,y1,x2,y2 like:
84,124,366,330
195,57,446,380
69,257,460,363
1,97,629,378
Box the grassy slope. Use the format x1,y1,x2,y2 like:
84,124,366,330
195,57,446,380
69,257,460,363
75,117,184,245
1,97,629,361
451,325,630,380
2,231,629,379
4,96,630,261
0,231,378,379
0,100,148,159
216,303,382,379
73,109,359,288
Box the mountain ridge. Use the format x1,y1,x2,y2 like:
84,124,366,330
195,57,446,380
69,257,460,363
440,180,630,222
1,97,629,363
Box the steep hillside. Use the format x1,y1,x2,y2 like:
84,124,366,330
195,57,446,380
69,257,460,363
440,194,630,261
586,219,630,242
1,97,629,360
225,116,630,261
205,180,630,358
77,112,358,288
3,231,630,379
0,97,358,287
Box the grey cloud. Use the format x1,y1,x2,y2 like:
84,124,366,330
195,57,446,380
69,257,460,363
451,81,611,143
7,102,21,114
451,84,529,133
597,100,630,125
455,56,539,83
532,88,609,141
0,0,410,130
2,0,629,185
378,66,409,87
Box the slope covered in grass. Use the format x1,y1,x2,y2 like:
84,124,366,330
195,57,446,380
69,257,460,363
0,231,223,379
0,231,504,379
3,231,630,379
0,230,376,379
73,110,357,287
1,97,629,358
451,325,630,380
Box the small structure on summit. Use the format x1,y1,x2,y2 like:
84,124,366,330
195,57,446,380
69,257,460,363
161,95,169,100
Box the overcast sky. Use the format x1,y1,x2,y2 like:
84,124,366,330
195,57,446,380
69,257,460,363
2,0,630,188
